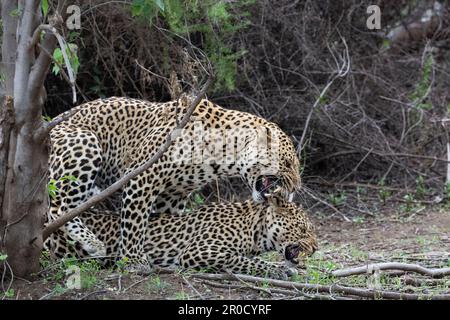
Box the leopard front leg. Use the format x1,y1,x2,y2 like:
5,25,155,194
119,174,160,270
222,255,297,280
44,227,101,259
179,245,296,280
48,129,106,257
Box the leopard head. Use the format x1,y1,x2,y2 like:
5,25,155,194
239,124,301,203
264,194,317,265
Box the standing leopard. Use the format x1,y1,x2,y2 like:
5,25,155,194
48,96,301,267
47,195,317,279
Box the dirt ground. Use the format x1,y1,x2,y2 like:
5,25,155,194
3,204,450,300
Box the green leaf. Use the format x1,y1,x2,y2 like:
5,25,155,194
208,2,230,24
194,193,204,205
0,254,7,262
42,0,49,18
51,44,80,77
131,0,144,17
68,31,80,43
52,48,63,75
42,115,53,122
4,289,14,298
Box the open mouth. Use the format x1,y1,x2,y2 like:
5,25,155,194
255,175,280,199
284,244,302,265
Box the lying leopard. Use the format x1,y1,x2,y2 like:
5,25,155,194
46,196,317,279
49,96,301,266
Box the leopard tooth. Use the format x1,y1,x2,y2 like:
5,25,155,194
273,186,282,194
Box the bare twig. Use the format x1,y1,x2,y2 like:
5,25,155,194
338,148,374,183
225,271,272,296
1,261,14,300
181,274,204,299
301,187,351,222
121,277,147,293
134,59,170,81
117,274,122,292
79,290,109,300
309,180,414,193
297,36,350,155
332,262,450,278
35,106,82,141
43,108,81,132
32,24,77,103
201,279,296,297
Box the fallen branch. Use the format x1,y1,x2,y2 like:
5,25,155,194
79,290,109,300
42,75,214,240
363,196,441,205
401,275,446,287
122,276,148,293
226,271,273,296
181,274,204,299
201,280,295,297
192,273,450,300
332,262,450,278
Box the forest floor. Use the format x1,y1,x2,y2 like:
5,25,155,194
4,202,450,300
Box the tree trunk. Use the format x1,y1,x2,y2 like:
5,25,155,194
0,0,59,278
0,113,48,277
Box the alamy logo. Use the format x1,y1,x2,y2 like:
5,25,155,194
66,5,81,30
366,5,381,30
166,122,281,176
65,265,81,289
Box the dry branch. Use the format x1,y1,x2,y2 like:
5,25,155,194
32,24,77,103
201,280,293,297
226,271,272,296
301,187,351,222
34,107,82,141
192,273,450,300
42,75,214,240
297,36,350,155
332,263,450,278
309,180,414,192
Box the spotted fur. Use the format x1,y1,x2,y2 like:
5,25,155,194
47,197,317,279
48,97,301,264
